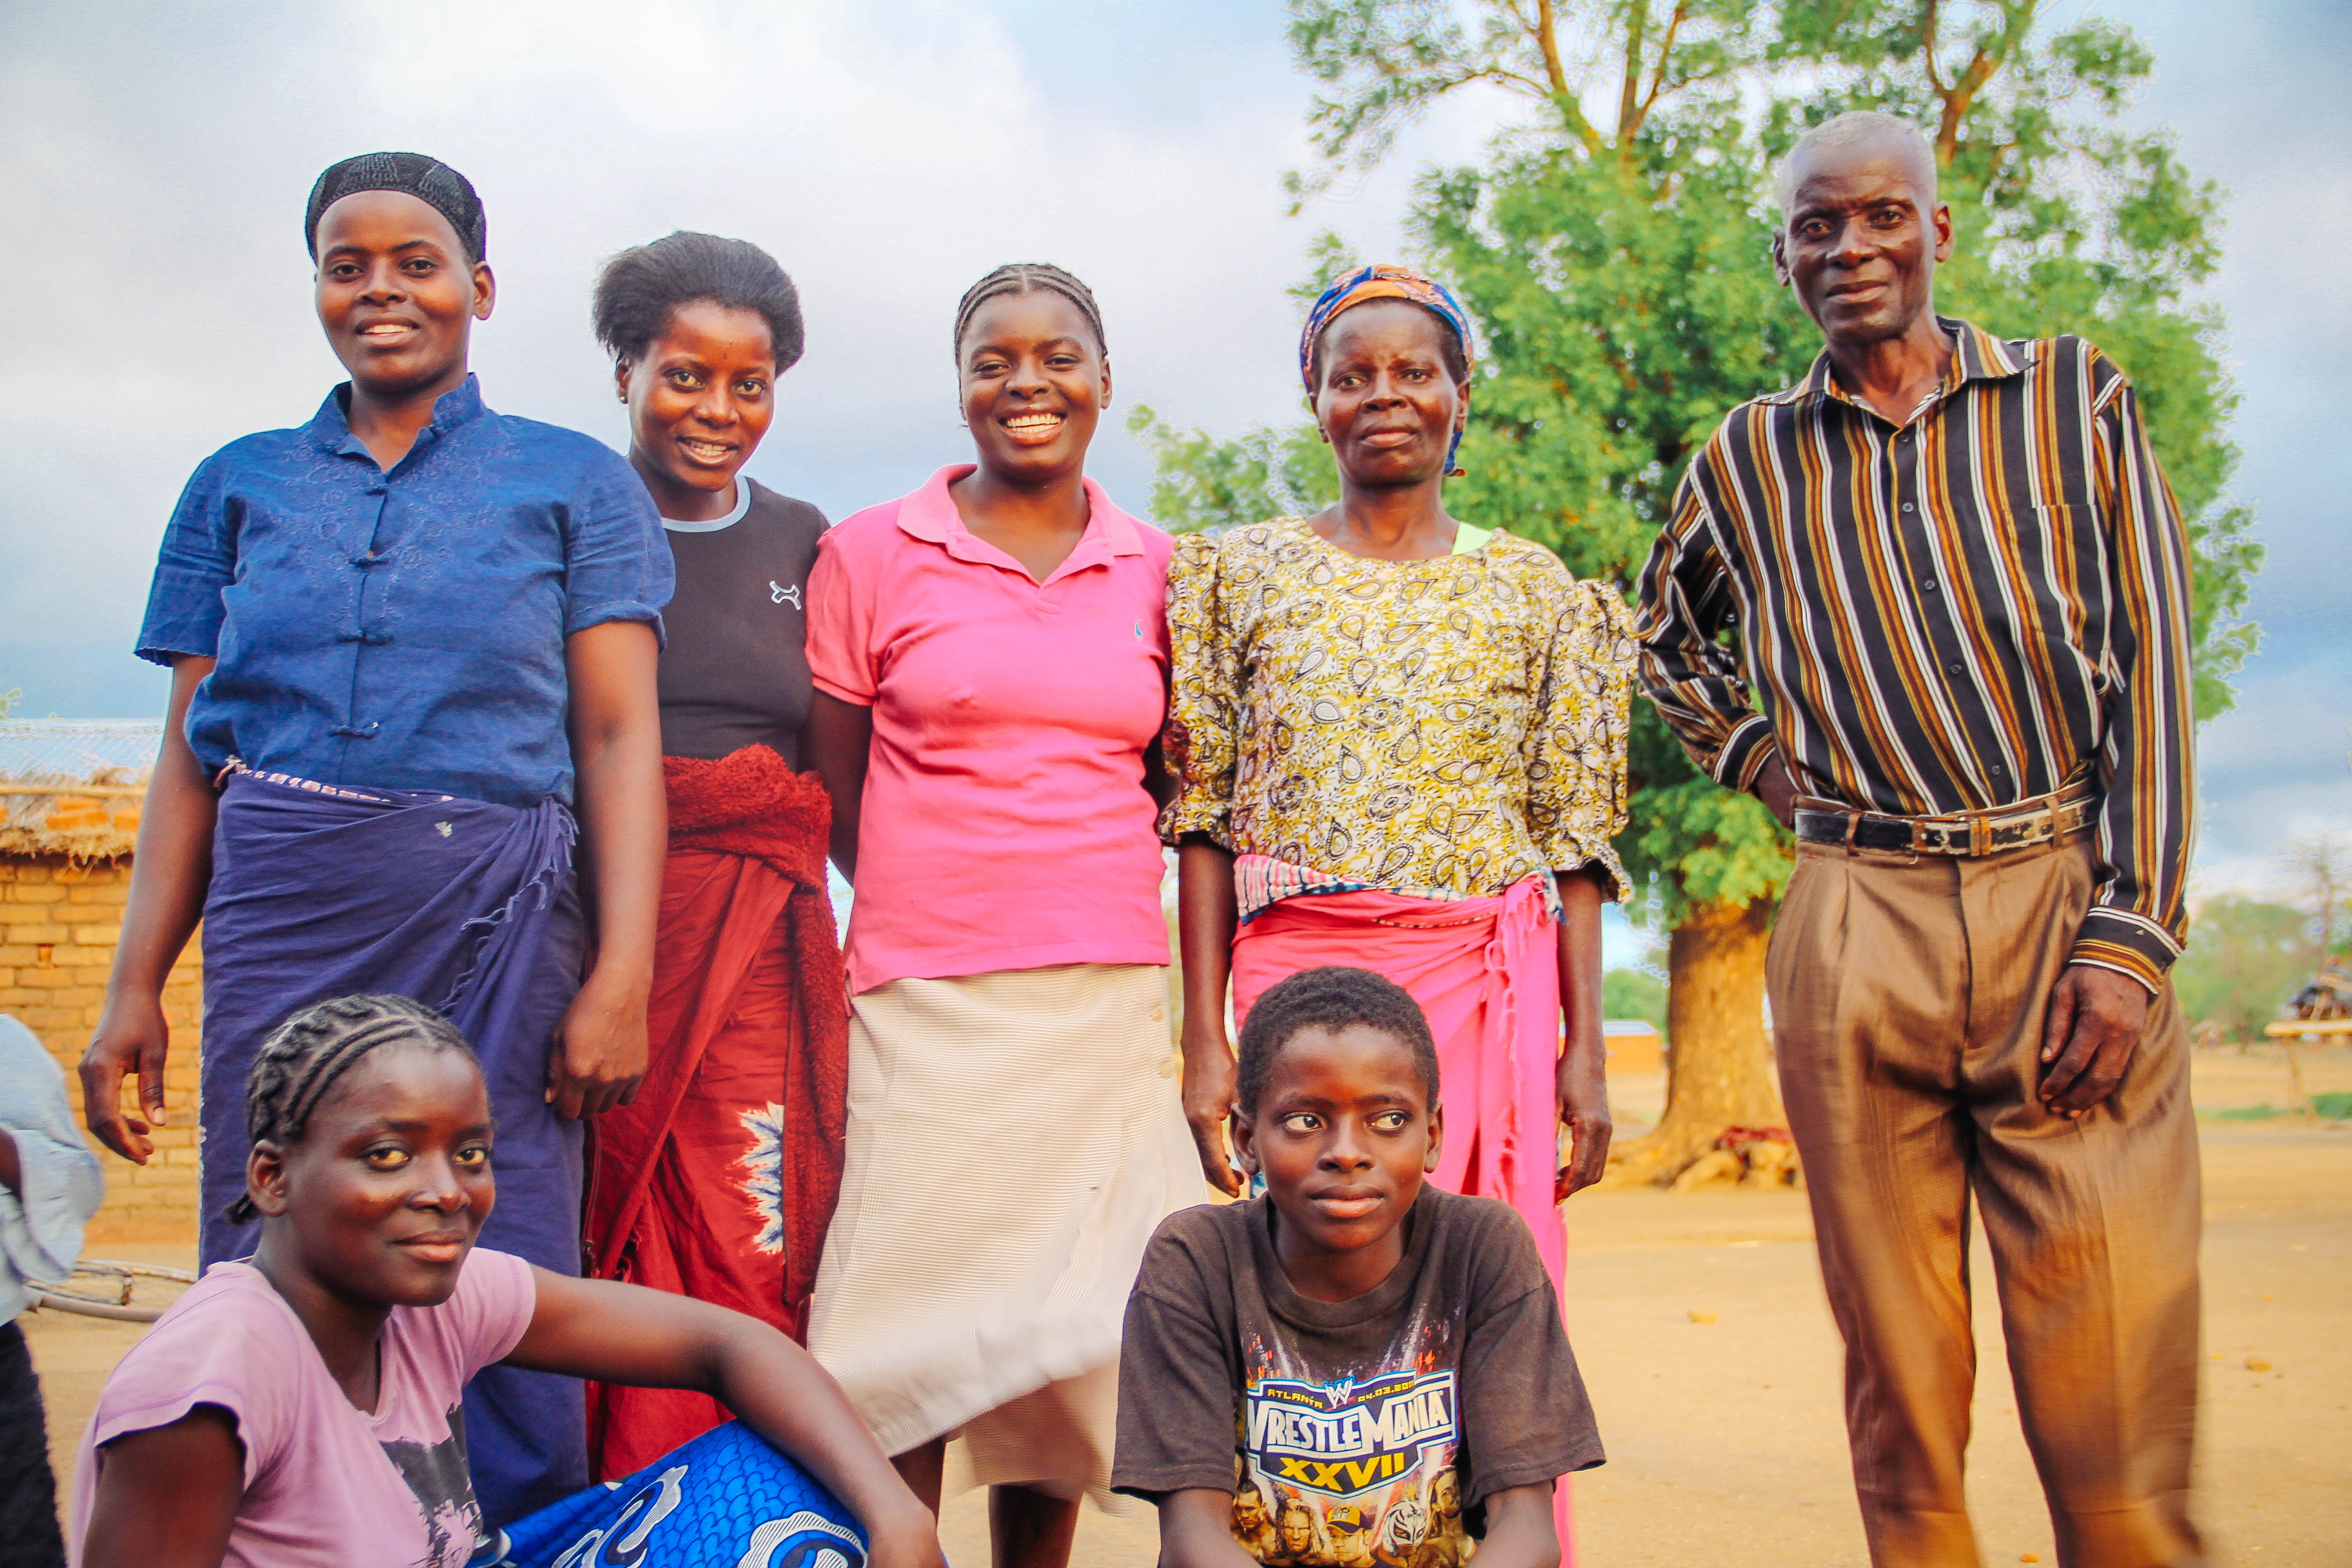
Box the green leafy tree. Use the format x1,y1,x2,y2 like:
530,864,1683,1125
1139,0,2262,1180
1601,966,1671,1036
2171,898,2312,1045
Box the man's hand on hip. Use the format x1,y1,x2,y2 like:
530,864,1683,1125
2039,964,2151,1117
1752,753,1799,829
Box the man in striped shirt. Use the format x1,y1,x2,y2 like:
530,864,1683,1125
1634,112,2202,1567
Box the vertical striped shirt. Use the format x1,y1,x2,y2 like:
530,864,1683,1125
1632,318,2195,990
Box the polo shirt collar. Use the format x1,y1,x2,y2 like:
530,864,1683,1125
895,464,1147,570
1770,316,2027,411
308,372,490,462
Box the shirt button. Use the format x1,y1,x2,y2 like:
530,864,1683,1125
1923,578,1939,592
1902,502,1916,513
365,485,387,496
1946,661,1963,676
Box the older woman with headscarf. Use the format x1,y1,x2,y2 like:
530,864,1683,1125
1163,265,1632,1478
80,152,669,1527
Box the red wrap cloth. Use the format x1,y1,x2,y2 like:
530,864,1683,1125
584,746,848,1480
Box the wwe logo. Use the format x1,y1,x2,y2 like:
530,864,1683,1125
1322,1376,1357,1406
770,581,803,609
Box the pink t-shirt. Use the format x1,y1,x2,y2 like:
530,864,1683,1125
69,1249,538,1568
807,465,1174,993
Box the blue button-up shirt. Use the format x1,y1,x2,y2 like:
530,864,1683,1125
137,377,670,807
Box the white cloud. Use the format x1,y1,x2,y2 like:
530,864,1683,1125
4,0,2343,900
0,0,1334,673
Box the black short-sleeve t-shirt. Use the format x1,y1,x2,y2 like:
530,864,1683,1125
656,478,827,765
1112,1186,1602,1568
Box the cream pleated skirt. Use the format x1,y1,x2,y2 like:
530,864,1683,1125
806,962,1196,1504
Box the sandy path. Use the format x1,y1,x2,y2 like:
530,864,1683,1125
27,1053,2347,1566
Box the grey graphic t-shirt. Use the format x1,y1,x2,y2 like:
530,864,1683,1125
1113,1187,1601,1566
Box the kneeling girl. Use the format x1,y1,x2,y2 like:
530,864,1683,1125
70,995,943,1568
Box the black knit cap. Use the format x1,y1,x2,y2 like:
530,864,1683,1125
305,152,487,265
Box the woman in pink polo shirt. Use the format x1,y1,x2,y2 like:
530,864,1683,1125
802,263,1194,1568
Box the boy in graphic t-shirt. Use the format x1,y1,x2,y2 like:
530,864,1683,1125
1112,967,1602,1568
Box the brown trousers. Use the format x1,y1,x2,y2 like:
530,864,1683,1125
1766,833,2203,1568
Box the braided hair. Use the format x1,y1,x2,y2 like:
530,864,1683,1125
224,994,478,1225
951,263,1106,363
1235,966,1440,1114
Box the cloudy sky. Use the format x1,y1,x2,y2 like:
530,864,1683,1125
1,0,2342,903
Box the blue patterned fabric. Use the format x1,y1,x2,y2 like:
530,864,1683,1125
483,1422,868,1568
136,375,670,808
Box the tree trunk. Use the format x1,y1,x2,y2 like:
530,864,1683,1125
1606,896,1788,1186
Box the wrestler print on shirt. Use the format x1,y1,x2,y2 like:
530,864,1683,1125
1231,1308,1467,1568
737,1102,788,1254
379,1404,483,1568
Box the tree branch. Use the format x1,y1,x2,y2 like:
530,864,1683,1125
1533,0,1605,152
1632,2,1692,136
1618,2,1649,137
1927,0,2041,163
1921,0,1950,94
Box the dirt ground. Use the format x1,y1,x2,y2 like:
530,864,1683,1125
25,1045,2349,1567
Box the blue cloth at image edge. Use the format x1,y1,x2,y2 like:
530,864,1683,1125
482,1422,869,1568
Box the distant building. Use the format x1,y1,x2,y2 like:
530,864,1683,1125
1602,1017,1663,1076
0,719,199,1243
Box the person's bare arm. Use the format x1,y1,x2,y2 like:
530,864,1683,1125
1154,1489,1262,1568
1462,1482,1564,1568
78,1404,243,1568
510,1269,943,1568
551,621,665,1120
1553,865,1613,1200
807,692,873,882
1176,836,1242,1196
82,657,217,1162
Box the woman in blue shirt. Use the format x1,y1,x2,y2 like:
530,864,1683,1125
78,152,671,1526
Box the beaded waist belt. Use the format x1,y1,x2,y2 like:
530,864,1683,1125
1793,773,2097,858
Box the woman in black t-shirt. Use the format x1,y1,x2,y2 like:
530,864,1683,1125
578,232,848,1481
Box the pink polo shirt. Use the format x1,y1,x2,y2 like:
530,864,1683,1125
807,465,1173,994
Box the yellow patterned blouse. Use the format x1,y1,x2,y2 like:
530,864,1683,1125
1161,518,1633,914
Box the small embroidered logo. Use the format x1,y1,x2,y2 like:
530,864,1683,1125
771,580,803,609
434,821,452,838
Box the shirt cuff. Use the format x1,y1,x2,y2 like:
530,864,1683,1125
1548,837,1632,904
564,600,668,650
1716,716,1780,793
808,672,875,706
1157,795,1231,848
2068,908,2182,996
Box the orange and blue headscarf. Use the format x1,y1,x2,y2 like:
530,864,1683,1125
1299,264,1477,474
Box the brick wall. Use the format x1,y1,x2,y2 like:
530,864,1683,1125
0,858,203,1244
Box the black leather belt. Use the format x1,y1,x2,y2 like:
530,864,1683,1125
1793,782,2097,858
